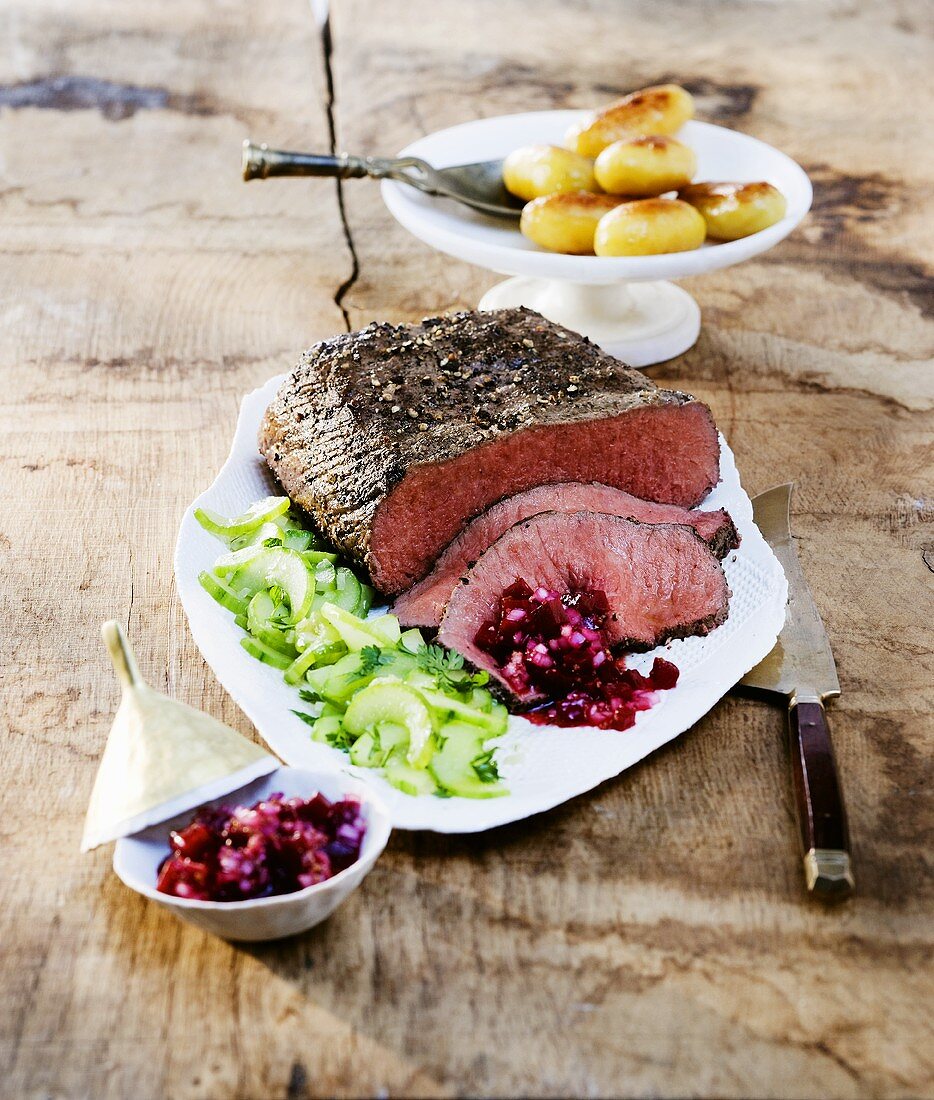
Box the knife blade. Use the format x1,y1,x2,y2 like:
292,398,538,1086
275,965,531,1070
741,483,854,901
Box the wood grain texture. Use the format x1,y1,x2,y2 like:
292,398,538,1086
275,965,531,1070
1,0,932,1097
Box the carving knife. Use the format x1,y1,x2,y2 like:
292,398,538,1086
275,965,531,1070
740,483,855,901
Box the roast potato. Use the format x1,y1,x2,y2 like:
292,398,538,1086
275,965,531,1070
521,192,624,254
566,84,695,158
679,181,787,240
594,135,697,196
594,198,706,256
502,144,599,202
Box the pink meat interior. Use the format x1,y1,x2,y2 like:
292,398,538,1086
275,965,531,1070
393,482,737,628
371,402,719,593
438,511,730,704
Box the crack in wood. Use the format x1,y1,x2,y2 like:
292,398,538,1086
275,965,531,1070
315,8,360,332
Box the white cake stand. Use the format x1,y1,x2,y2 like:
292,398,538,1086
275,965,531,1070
381,112,812,367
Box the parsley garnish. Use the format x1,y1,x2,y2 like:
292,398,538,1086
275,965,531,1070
262,536,283,547
471,749,500,784
291,709,318,727
416,643,474,692
418,642,464,675
297,687,320,703
326,726,354,751
355,645,390,678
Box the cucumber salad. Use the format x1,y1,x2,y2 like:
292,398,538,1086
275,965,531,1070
195,496,508,799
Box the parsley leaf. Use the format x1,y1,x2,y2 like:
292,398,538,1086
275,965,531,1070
471,749,500,784
262,536,283,548
416,643,475,692
291,709,319,727
355,645,390,678
418,642,464,675
326,726,355,751
297,687,320,703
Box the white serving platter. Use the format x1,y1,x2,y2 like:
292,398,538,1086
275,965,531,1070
175,376,787,833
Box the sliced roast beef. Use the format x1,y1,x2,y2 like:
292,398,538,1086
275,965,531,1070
438,510,730,705
259,307,721,594
393,482,738,628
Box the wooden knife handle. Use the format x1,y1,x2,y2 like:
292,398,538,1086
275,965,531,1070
788,699,855,901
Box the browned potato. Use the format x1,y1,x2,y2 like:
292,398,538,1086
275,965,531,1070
502,144,599,202
594,136,697,196
594,198,706,256
679,181,787,240
521,192,624,254
566,84,695,158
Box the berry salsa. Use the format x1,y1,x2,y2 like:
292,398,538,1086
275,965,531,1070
155,792,367,902
474,579,679,730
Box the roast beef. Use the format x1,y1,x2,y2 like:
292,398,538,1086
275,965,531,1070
259,307,721,594
438,510,730,704
393,482,739,628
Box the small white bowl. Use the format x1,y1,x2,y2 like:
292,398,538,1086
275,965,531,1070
113,767,391,942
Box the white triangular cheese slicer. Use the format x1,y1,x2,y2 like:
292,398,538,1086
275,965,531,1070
81,621,278,851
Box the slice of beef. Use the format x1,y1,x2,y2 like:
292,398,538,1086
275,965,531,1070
438,510,730,704
259,307,720,595
393,482,739,628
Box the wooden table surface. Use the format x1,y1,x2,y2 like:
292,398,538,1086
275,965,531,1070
2,1,932,1096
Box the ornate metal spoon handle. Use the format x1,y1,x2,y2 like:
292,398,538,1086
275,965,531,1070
242,140,433,188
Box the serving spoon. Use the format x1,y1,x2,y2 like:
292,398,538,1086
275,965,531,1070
242,140,523,219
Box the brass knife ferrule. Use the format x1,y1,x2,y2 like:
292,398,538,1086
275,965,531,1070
803,848,855,902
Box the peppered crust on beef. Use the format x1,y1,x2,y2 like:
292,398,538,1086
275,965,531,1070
259,307,720,594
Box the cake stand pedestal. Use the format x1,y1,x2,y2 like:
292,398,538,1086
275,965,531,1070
477,278,700,367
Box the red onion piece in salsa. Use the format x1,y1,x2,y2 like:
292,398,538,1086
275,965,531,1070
155,792,366,902
474,579,679,730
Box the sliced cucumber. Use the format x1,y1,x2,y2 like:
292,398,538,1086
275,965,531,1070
241,636,292,669
302,550,338,567
195,495,290,539
265,548,315,623
282,528,314,552
304,652,376,704
358,584,375,616
404,669,438,691
398,628,426,654
213,546,314,624
284,645,323,685
330,568,362,612
319,602,385,651
467,687,494,712
343,680,434,768
376,721,408,757
384,756,438,797
198,570,249,615
201,495,515,799
228,521,284,552
349,731,383,768
211,543,270,580
245,592,296,655
430,723,507,799
310,714,343,744
293,613,343,654
418,688,509,734
367,614,401,646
